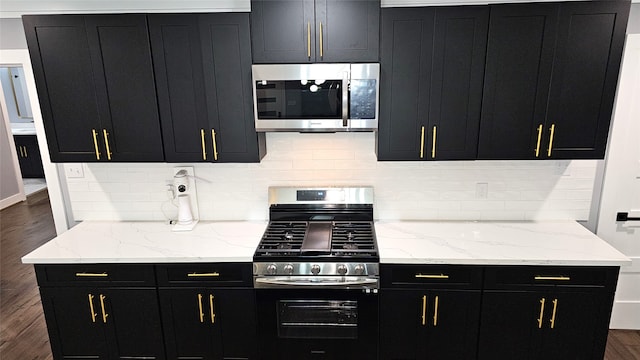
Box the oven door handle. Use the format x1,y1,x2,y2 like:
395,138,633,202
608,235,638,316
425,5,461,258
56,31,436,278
255,276,378,288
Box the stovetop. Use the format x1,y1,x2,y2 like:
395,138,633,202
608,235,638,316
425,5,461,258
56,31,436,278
253,220,378,261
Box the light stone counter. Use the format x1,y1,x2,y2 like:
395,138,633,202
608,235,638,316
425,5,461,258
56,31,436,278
22,220,630,266
375,220,630,266
21,221,267,264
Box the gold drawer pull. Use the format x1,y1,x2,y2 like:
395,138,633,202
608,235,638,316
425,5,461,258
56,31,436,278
76,272,108,277
209,294,216,324
187,272,220,278
537,297,546,329
88,294,97,323
197,293,205,323
415,274,449,279
534,276,570,281
433,295,439,327
99,294,108,323
550,298,558,329
421,295,427,326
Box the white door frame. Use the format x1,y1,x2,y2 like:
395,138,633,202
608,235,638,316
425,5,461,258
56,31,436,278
0,49,70,235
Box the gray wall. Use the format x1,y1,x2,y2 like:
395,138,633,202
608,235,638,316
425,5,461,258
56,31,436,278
0,105,21,205
0,18,27,49
629,4,640,34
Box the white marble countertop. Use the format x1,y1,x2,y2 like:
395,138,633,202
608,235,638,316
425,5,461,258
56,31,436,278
376,221,630,266
21,221,267,264
11,122,36,135
22,220,630,266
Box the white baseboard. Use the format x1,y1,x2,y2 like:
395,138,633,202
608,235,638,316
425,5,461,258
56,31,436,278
0,192,26,210
610,301,640,330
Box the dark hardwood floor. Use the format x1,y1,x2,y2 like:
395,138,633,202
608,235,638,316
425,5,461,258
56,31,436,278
0,191,638,360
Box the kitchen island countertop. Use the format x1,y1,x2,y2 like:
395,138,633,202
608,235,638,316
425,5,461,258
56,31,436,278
22,220,630,266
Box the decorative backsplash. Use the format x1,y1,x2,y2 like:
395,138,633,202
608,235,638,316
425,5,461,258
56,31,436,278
64,132,598,222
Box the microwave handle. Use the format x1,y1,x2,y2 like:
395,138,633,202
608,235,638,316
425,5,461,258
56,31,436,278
342,71,349,127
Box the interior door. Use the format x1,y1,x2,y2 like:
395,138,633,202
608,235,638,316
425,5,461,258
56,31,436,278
596,34,640,330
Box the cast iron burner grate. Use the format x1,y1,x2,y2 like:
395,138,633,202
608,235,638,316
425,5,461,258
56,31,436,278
254,221,377,259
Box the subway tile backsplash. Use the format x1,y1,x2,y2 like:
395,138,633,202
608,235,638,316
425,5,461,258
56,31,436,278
64,132,598,222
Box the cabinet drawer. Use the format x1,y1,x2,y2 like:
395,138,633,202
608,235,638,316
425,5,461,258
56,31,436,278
35,264,156,287
381,265,483,289
156,263,253,287
483,266,619,291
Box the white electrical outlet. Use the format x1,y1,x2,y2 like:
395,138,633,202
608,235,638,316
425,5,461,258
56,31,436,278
65,164,84,178
476,182,488,199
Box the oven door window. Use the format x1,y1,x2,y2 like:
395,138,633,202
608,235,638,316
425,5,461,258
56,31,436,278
256,80,342,119
278,300,358,339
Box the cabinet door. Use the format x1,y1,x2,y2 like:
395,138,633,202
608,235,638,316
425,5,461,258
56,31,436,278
200,13,266,163
427,7,488,160
315,0,379,62
148,14,210,162
380,290,426,359
159,288,256,360
84,15,164,162
424,290,481,359
477,291,543,360
23,15,102,162
39,287,110,360
14,135,44,178
538,291,614,360
102,288,165,360
251,0,316,63
545,1,630,159
477,4,558,160
159,288,222,359
377,8,434,160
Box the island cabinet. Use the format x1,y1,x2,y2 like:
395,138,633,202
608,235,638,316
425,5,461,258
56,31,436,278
250,0,379,63
379,265,483,359
14,135,45,178
148,14,266,163
34,264,164,360
478,1,630,160
376,7,489,161
156,263,257,360
477,266,619,360
23,15,164,163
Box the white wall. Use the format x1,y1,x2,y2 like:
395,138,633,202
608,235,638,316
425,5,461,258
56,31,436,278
0,97,24,209
64,132,598,222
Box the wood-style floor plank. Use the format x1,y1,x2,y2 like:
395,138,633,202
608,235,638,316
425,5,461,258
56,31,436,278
1,191,638,359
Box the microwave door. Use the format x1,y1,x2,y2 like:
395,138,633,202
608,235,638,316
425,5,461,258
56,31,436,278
255,80,343,121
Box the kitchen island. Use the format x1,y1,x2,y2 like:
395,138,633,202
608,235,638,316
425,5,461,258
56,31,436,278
22,220,629,360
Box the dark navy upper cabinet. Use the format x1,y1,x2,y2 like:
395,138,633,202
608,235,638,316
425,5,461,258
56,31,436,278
377,6,489,161
23,15,164,162
478,1,630,160
251,0,380,63
149,13,266,163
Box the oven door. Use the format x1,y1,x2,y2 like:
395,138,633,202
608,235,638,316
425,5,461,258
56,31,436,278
255,288,378,359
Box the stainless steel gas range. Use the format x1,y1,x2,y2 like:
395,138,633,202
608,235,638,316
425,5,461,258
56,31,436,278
253,186,379,359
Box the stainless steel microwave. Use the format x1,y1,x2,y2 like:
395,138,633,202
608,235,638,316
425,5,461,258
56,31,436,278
251,63,379,132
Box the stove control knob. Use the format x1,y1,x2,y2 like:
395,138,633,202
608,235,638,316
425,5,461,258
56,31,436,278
311,264,321,275
337,264,348,276
284,264,294,275
266,263,277,275
354,264,366,276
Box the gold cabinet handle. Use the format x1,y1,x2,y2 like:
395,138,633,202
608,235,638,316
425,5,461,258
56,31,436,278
92,129,101,160
99,294,108,323
415,274,449,279
200,129,207,160
433,295,439,327
421,295,427,326
431,126,437,159
550,299,558,329
307,22,311,59
534,276,570,281
419,126,425,159
197,293,205,323
88,294,97,323
547,123,556,157
209,294,215,324
102,129,112,160
23,146,28,157
535,124,543,157
76,272,108,277
187,272,220,277
319,22,323,58
18,146,24,158
537,298,546,329
211,128,218,161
